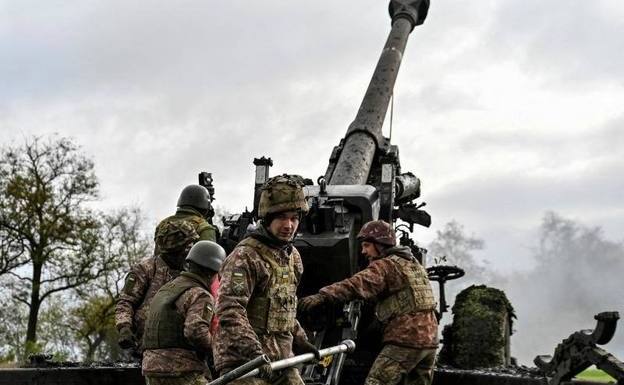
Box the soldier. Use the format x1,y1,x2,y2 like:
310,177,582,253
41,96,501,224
142,240,225,385
214,175,320,385
299,220,439,385
115,220,200,351
154,185,218,256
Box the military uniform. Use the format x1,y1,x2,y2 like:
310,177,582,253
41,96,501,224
154,207,217,255
116,256,182,344
116,220,200,349
142,272,215,385
214,229,308,385
310,244,438,385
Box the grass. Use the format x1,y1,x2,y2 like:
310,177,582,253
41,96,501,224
575,367,616,383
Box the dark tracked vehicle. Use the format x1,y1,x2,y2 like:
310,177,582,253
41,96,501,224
2,1,622,385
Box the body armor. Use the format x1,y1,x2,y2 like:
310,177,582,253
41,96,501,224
238,237,298,333
142,272,211,350
375,255,436,323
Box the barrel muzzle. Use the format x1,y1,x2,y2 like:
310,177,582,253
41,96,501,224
389,0,430,28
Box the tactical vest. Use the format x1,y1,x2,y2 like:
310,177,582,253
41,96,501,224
142,273,212,350
375,255,436,323
238,237,298,334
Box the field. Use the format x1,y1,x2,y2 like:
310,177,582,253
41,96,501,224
576,368,615,383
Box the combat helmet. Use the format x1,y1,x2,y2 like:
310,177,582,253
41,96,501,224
177,185,211,211
357,220,396,246
258,174,309,218
155,220,200,254
186,240,226,272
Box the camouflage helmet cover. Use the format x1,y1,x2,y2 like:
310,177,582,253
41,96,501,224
177,185,211,211
258,174,309,218
357,220,396,246
155,220,200,254
186,240,226,272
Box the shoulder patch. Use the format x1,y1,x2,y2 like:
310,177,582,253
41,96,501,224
122,273,137,294
203,302,214,321
231,268,247,296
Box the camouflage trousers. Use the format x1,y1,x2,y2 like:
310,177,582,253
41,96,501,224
364,345,437,385
145,372,209,385
225,367,304,385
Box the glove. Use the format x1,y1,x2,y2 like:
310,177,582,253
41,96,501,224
296,340,321,361
257,362,273,380
298,294,327,313
117,325,137,350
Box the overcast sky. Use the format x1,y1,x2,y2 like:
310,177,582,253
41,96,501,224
2,0,623,364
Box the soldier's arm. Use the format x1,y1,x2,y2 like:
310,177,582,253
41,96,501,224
197,222,217,242
216,249,264,360
179,288,213,352
319,260,390,303
115,261,151,330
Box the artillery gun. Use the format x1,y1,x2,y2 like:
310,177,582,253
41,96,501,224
2,1,622,385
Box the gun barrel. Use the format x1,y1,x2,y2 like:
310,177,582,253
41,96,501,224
329,6,422,185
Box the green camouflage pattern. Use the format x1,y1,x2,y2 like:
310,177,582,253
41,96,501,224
365,344,436,385
438,284,514,369
115,256,181,343
239,238,298,333
153,208,217,256
155,219,200,254
258,174,309,218
213,236,309,375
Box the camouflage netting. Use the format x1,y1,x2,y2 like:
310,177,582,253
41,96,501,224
438,285,516,369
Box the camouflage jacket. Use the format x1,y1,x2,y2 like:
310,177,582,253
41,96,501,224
319,246,439,349
115,256,181,341
153,207,217,255
213,232,308,373
142,272,214,377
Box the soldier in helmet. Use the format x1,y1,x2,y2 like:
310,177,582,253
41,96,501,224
142,240,225,385
213,174,320,385
153,185,218,256
115,221,200,352
299,220,438,385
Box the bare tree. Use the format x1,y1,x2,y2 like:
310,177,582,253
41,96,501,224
0,136,116,352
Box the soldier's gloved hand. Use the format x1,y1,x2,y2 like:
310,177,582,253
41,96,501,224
257,362,273,380
117,325,137,350
297,340,321,361
298,294,327,313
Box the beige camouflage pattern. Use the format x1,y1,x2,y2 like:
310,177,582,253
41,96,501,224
318,248,438,349
142,283,214,377
364,345,436,385
375,255,436,322
115,256,180,342
145,371,208,385
213,237,307,383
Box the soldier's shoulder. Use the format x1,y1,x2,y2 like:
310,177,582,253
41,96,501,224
134,256,158,273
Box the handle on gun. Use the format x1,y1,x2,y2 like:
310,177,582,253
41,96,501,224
240,339,356,379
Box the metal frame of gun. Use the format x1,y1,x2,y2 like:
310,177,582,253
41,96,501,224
534,311,624,385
